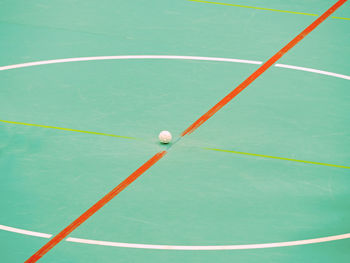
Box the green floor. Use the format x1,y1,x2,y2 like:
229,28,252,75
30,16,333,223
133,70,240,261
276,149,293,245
0,0,349,262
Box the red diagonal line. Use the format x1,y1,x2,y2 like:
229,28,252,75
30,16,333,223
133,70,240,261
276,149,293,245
182,0,347,136
25,151,167,263
25,1,346,262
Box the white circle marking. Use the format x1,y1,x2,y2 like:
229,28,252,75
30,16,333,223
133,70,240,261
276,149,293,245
1,55,349,250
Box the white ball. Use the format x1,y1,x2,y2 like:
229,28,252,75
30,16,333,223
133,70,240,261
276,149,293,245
159,131,172,144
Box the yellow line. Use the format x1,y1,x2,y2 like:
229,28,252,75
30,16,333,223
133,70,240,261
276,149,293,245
203,148,350,170
188,0,349,21
332,16,350,21
0,120,139,140
3,119,348,169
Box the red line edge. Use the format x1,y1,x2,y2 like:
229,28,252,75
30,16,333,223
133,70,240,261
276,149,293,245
181,0,347,136
25,150,167,263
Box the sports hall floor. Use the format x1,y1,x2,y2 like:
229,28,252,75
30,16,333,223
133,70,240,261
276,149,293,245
0,0,349,262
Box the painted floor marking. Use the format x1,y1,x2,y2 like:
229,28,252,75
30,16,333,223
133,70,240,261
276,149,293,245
0,42,348,258
0,225,52,239
275,64,350,80
188,0,350,21
1,119,348,170
181,0,348,136
65,234,350,250
0,55,262,71
0,120,139,140
332,16,350,20
25,151,167,262
204,148,350,169
1,224,350,250
0,56,349,81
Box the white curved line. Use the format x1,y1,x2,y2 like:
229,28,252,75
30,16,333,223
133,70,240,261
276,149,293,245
0,56,348,249
1,224,349,250
0,55,262,71
275,64,350,80
0,224,52,238
0,55,348,81
66,234,350,250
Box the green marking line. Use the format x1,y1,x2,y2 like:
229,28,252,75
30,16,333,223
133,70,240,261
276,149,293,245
0,120,139,140
188,0,349,20
203,147,350,170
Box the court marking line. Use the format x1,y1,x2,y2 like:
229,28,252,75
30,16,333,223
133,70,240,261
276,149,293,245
204,148,350,169
181,0,348,136
1,224,349,250
0,55,263,71
1,118,348,170
64,233,350,250
0,47,348,253
275,64,350,80
332,16,350,20
0,120,139,140
2,118,348,169
0,56,349,80
187,0,350,21
0,225,52,239
25,151,167,262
